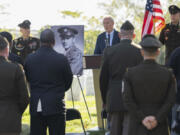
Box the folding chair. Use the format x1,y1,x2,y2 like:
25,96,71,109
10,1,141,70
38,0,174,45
101,109,109,135
66,108,87,135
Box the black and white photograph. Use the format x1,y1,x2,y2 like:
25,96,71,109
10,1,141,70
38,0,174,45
51,25,84,76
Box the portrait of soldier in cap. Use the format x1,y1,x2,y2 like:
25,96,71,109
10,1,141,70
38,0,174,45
52,25,84,76
11,20,40,64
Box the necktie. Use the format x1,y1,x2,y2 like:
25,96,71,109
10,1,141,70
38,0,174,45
108,34,110,46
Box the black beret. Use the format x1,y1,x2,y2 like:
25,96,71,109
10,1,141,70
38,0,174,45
0,31,12,43
140,34,162,48
40,29,55,44
18,20,31,29
169,5,180,14
0,35,8,50
57,27,78,39
120,20,134,31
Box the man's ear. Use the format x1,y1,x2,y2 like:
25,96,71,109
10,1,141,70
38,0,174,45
140,49,144,57
156,49,160,56
4,46,9,58
133,33,136,39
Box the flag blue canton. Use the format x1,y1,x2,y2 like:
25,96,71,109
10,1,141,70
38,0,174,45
146,0,153,12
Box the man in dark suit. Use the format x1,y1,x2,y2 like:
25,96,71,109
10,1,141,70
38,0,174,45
94,16,120,54
123,35,176,135
0,31,23,65
24,29,73,135
0,35,29,135
100,20,143,135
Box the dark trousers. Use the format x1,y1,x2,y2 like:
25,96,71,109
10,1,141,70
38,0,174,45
110,112,124,135
30,113,65,135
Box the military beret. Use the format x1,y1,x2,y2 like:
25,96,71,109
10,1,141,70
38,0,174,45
18,20,31,29
140,34,162,48
120,20,134,31
0,35,8,50
169,5,180,14
57,27,78,39
0,31,12,44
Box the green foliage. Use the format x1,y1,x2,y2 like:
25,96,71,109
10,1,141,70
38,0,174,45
84,30,100,54
37,25,51,36
37,0,180,56
61,10,82,18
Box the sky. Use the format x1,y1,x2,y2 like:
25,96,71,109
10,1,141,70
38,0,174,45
0,0,105,30
0,0,170,30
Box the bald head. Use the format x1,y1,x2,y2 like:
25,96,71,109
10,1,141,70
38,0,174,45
40,29,55,46
103,16,114,33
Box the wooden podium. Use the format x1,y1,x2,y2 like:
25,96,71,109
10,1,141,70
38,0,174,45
83,55,105,129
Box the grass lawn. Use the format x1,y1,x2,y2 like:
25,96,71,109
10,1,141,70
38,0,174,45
22,95,97,133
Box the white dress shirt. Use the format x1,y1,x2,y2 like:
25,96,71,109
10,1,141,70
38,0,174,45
106,30,115,46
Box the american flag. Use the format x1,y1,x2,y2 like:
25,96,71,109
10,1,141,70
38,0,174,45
141,0,165,38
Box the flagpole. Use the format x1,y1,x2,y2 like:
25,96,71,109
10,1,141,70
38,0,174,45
152,1,155,34
153,16,155,34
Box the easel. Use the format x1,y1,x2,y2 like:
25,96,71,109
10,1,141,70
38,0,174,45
70,75,91,120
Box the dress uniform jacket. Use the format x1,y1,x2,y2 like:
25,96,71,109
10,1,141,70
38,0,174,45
123,59,176,135
12,37,40,63
159,23,180,63
9,52,23,65
0,56,29,133
100,39,143,113
94,30,120,54
24,46,73,116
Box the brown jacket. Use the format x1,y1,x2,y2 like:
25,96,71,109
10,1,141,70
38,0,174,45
0,56,29,133
123,60,176,135
100,39,143,112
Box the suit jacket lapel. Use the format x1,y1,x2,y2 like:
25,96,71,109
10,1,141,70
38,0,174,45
112,30,117,45
103,32,107,48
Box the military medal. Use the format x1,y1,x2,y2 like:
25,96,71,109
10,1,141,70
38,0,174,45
17,52,20,56
15,43,25,50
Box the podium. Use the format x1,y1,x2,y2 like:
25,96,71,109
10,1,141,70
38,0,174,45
83,55,105,129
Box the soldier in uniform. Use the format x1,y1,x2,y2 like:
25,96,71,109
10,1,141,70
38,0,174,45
11,20,40,64
57,27,83,75
0,35,29,135
159,5,180,63
0,31,23,65
100,21,143,135
123,34,176,135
